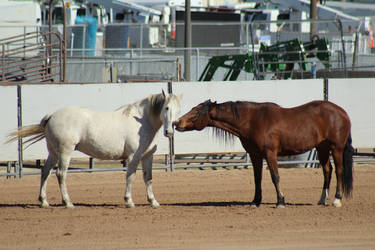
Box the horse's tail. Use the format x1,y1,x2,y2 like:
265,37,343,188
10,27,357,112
342,133,354,198
6,114,51,148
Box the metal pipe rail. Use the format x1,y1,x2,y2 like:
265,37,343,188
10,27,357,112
0,31,64,83
2,155,374,178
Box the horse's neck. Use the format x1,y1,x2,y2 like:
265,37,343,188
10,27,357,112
142,102,163,132
209,105,242,137
119,101,162,133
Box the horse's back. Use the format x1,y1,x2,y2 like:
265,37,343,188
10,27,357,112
295,101,350,128
47,106,101,134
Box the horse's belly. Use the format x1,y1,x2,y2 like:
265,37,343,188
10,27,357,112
76,140,127,160
278,149,308,156
279,141,316,156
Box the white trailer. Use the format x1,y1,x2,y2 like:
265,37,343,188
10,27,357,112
0,0,41,39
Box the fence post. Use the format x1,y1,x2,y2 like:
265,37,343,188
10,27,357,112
140,24,143,56
89,157,95,170
7,162,11,179
323,78,329,101
17,85,23,178
184,0,192,81
336,19,347,78
195,48,200,81
168,81,175,171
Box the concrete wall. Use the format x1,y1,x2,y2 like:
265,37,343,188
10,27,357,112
0,86,18,161
329,78,375,148
0,79,374,161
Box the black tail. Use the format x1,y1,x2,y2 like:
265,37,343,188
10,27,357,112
342,133,354,198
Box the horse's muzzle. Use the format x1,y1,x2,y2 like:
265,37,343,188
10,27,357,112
172,120,184,132
164,129,174,137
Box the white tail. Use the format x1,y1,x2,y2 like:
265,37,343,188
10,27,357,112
6,114,51,147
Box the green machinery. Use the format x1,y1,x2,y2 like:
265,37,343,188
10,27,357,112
199,37,330,81
199,54,254,81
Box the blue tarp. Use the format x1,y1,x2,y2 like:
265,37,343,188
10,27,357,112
74,16,97,56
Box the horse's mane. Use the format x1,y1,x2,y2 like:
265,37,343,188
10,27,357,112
208,127,236,147
117,93,166,116
206,101,241,146
149,93,165,116
208,101,280,146
213,101,241,120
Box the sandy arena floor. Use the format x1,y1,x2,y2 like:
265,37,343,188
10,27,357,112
0,164,374,249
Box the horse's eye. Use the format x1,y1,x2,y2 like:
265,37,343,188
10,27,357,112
165,107,169,111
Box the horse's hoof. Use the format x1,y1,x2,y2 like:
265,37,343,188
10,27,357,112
65,204,75,209
332,198,342,208
40,202,49,208
317,200,329,206
124,196,135,208
276,204,286,209
125,202,135,208
249,202,260,208
150,201,160,208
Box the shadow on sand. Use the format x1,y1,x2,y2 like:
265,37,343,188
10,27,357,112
165,201,313,208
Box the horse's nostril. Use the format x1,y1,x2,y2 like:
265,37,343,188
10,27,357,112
173,120,180,127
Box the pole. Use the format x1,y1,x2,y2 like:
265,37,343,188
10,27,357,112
184,0,191,81
62,0,67,82
17,85,23,178
310,0,318,41
48,0,53,77
167,81,175,171
323,78,329,101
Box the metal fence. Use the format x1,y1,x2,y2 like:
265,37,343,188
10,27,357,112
0,31,65,83
2,150,374,179
1,19,375,83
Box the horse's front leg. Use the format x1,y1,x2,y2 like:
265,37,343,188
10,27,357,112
265,151,285,208
124,153,141,208
142,149,159,208
249,154,263,207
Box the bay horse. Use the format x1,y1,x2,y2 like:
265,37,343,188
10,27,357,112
174,100,353,208
7,91,181,208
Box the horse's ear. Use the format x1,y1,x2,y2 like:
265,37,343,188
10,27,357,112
205,99,216,105
162,89,166,98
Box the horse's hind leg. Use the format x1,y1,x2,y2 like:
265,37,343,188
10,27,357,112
142,151,159,208
332,148,344,207
265,151,285,208
39,154,57,208
316,144,332,206
56,152,74,208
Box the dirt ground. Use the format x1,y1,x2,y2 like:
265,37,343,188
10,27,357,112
0,163,375,250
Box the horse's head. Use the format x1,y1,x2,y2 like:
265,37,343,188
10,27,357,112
160,90,181,137
174,99,214,132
